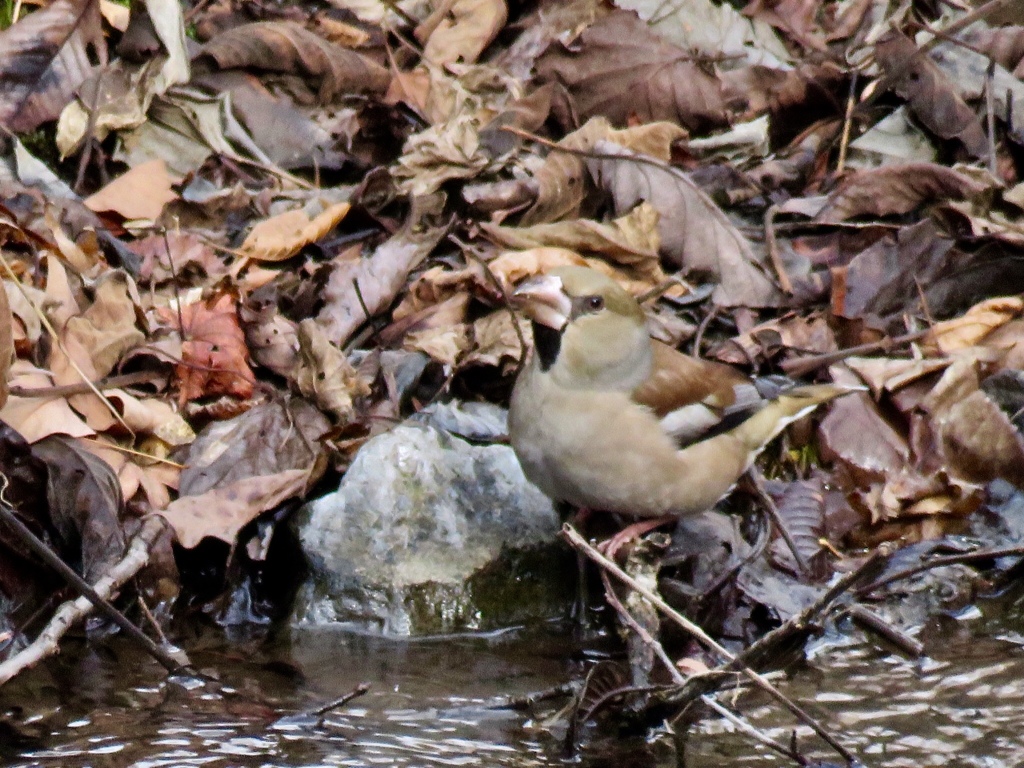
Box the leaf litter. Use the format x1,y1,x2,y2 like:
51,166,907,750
2,0,1024,759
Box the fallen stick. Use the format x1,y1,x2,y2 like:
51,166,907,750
0,505,190,685
561,523,861,766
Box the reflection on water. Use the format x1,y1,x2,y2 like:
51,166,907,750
6,591,1024,768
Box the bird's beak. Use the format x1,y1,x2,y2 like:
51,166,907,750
512,274,572,330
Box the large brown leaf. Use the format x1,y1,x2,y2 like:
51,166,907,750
317,228,445,346
815,163,990,224
874,32,987,158
196,20,390,102
588,141,783,307
536,10,742,133
0,0,105,132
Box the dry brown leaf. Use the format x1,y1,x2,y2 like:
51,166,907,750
818,374,909,486
485,247,589,290
197,21,390,102
482,203,662,281
0,361,94,442
923,297,1024,356
589,141,782,307
294,319,371,422
160,294,255,406
536,11,741,132
844,356,951,398
404,324,471,366
815,163,991,224
84,159,177,221
940,389,1024,488
160,468,311,548
519,117,686,226
82,438,179,511
962,25,1024,76
875,32,987,158
318,228,445,346
0,0,106,132
0,279,12,410
63,272,145,378
241,306,300,378
419,0,507,66
465,310,526,369
240,202,351,262
130,231,227,285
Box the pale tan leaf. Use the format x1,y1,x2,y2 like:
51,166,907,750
419,0,507,66
294,319,371,422
240,202,351,262
0,279,12,409
0,362,95,442
923,297,1024,356
84,159,178,221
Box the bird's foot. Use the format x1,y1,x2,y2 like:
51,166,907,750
598,515,676,560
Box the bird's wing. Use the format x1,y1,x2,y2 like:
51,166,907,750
631,341,766,448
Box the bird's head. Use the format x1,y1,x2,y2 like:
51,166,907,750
512,266,650,390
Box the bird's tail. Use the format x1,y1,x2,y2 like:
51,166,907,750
733,383,861,453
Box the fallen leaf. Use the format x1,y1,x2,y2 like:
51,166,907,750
84,159,178,221
318,227,445,346
816,163,990,224
179,398,329,496
418,0,507,66
0,0,106,132
240,202,351,262
161,468,311,548
33,434,125,582
536,11,742,132
0,280,12,409
589,141,782,307
923,296,1024,355
874,32,987,158
196,20,390,102
0,361,95,442
295,319,372,422
160,293,255,406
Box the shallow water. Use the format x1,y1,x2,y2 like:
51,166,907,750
5,591,1024,768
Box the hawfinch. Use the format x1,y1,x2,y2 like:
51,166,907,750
508,266,851,518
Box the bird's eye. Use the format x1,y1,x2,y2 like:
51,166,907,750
587,295,604,311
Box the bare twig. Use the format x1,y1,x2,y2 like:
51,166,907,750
601,568,813,765
0,489,189,680
919,0,1017,55
9,370,163,398
781,329,930,378
0,512,188,685
763,205,794,295
844,604,924,658
835,71,859,176
309,682,371,719
985,60,998,177
857,544,1024,596
561,524,860,765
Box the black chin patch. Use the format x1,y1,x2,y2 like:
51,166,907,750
532,321,562,371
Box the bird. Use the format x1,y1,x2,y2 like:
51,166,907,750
508,265,854,522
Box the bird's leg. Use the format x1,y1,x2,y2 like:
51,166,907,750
598,515,676,560
570,507,593,624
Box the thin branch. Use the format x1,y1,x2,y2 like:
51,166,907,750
561,524,860,765
0,513,188,685
0,490,190,680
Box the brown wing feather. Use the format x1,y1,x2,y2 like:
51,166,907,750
631,341,749,417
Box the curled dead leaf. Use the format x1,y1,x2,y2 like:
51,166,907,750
295,319,371,422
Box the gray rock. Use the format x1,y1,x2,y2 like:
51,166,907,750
292,422,570,635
